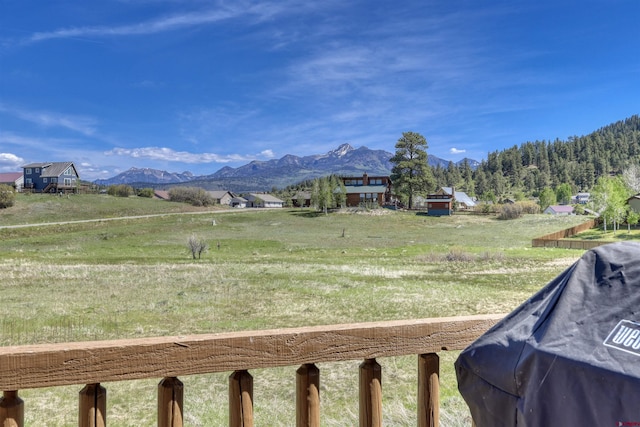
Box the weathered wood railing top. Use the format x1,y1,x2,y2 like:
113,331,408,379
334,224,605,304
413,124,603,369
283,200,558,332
0,314,501,390
0,314,503,426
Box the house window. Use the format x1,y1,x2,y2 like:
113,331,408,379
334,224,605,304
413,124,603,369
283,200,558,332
64,168,72,175
25,168,32,174
64,178,72,186
35,168,40,173
25,178,32,184
360,193,377,202
43,178,48,183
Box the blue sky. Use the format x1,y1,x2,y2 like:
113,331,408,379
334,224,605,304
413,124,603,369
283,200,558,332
1,1,638,181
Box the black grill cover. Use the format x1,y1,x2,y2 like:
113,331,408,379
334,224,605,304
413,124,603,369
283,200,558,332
455,242,640,426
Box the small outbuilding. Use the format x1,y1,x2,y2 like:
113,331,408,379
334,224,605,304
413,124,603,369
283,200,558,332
0,172,24,191
543,205,574,215
424,193,453,216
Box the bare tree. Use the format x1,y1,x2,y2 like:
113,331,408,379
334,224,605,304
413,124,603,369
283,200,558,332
187,234,208,259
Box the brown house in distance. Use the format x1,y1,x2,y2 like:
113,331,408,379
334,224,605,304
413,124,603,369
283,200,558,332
340,173,392,207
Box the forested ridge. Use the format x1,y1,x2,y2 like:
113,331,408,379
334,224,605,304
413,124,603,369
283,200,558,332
432,115,640,199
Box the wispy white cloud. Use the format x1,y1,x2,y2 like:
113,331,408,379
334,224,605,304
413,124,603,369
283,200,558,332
0,104,97,136
105,146,273,164
450,148,466,155
27,9,238,43
21,1,321,45
178,106,261,144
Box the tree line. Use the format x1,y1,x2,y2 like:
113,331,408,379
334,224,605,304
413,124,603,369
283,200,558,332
433,115,640,201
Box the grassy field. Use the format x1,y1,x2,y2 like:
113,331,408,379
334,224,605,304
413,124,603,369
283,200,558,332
0,193,595,426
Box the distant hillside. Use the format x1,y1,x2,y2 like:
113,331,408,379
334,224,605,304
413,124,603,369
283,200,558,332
94,167,195,186
464,114,640,197
94,143,477,192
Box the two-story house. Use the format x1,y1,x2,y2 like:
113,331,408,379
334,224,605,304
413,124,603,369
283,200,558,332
340,173,392,207
22,162,80,193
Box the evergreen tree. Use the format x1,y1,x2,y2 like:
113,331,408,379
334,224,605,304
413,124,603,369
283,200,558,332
390,132,434,209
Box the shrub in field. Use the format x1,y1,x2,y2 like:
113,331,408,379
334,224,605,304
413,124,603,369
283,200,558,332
518,201,540,214
169,187,215,206
137,188,154,198
0,184,15,208
498,203,523,220
475,202,496,214
107,184,134,197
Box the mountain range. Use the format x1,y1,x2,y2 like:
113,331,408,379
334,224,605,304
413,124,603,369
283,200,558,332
94,144,479,192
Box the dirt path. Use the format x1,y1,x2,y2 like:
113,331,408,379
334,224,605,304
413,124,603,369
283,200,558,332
0,208,262,229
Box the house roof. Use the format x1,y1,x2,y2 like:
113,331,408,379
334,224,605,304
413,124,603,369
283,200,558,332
22,162,51,168
154,190,170,200
207,190,233,199
294,191,312,199
440,187,476,206
546,205,574,213
248,193,284,203
0,172,23,183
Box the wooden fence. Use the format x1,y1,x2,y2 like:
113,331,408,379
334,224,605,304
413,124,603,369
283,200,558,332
531,219,608,249
0,314,502,427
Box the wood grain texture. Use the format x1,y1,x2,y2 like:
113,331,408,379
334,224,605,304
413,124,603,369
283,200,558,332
359,359,382,427
158,377,183,427
296,364,320,427
0,314,502,390
418,353,439,427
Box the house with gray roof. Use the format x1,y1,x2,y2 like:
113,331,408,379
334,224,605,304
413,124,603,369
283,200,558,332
22,162,80,193
245,193,284,208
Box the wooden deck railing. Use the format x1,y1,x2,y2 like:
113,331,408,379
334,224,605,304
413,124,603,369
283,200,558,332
0,314,502,427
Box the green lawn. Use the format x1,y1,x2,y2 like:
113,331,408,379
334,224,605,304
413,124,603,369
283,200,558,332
0,194,597,426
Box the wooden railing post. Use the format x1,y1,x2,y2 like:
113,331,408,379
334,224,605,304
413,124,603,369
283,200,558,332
158,377,183,427
418,353,440,427
79,383,106,427
359,358,382,427
0,391,24,427
296,363,320,427
229,370,253,427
